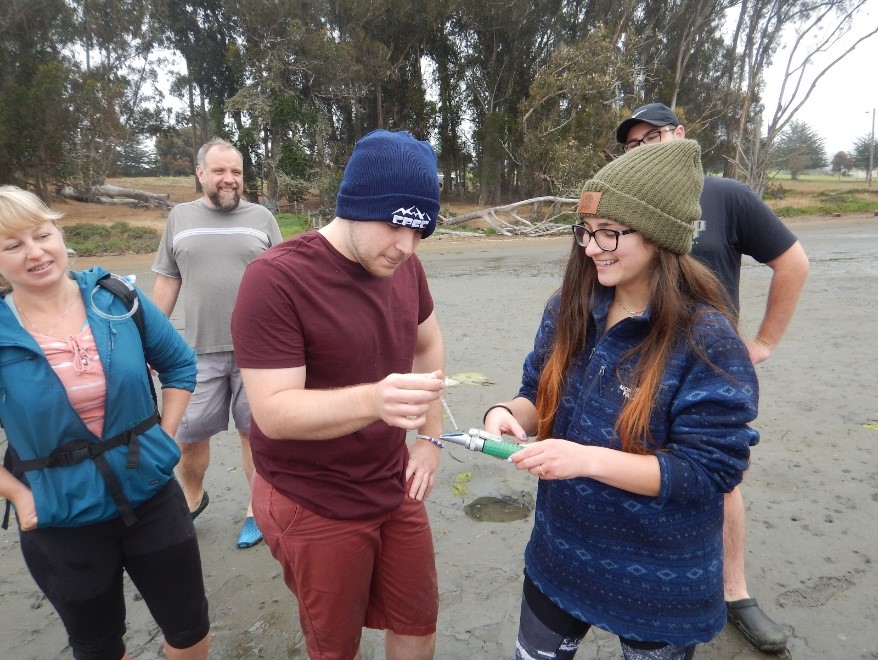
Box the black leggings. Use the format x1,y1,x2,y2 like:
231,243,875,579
516,574,696,660
19,480,209,660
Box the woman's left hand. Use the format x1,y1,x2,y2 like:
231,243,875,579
13,489,38,531
509,438,587,480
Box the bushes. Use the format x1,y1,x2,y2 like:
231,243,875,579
63,222,160,256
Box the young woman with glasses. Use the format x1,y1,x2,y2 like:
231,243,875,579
482,140,759,660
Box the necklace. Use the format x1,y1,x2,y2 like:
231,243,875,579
18,293,79,337
615,299,645,316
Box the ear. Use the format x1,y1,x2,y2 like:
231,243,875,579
675,125,686,139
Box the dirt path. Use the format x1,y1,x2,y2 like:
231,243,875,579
2,216,877,659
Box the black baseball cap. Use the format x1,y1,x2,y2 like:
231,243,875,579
616,103,681,144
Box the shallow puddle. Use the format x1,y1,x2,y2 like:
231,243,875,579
463,496,533,522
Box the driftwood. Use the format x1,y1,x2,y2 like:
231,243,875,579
57,184,173,209
440,196,579,236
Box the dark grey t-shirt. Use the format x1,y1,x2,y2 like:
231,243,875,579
152,199,282,353
692,177,797,312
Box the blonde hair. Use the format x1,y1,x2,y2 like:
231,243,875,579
0,186,64,232
0,187,67,294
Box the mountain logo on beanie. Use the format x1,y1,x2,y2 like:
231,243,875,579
392,206,432,231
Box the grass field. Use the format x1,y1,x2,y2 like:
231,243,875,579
759,173,877,216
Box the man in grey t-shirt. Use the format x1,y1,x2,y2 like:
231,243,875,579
152,138,282,549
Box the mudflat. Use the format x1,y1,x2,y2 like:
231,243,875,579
1,215,876,659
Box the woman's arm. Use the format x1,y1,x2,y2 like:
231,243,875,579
510,441,661,496
0,467,37,531
158,387,192,438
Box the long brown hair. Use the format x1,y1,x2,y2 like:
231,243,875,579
534,241,736,454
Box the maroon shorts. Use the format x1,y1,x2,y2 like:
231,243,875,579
252,473,438,660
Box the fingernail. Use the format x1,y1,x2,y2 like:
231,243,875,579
521,433,528,440
507,457,512,463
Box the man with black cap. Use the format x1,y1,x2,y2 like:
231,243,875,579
231,129,445,660
617,103,810,653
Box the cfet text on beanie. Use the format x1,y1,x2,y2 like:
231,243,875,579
335,129,441,238
577,139,703,254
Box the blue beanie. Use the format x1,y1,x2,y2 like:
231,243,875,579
335,129,441,238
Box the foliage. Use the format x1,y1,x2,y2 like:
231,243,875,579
112,138,158,176
155,128,195,176
63,222,160,256
771,190,878,217
518,31,627,198
274,213,314,239
851,134,877,172
3,0,875,207
769,121,827,179
764,183,786,199
0,0,78,197
830,151,854,177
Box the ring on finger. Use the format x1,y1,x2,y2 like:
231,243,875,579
539,464,545,476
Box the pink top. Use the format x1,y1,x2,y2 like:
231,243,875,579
34,324,107,438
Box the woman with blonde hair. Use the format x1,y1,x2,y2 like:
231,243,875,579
483,141,759,660
0,186,210,659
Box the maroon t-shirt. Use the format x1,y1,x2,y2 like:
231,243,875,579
231,231,434,519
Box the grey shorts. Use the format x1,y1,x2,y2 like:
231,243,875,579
177,351,251,443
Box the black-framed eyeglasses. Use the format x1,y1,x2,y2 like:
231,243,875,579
572,225,636,251
623,126,676,152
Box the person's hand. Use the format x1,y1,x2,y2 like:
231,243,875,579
483,405,529,442
509,438,587,480
746,338,773,365
12,489,38,531
373,370,444,430
405,439,441,501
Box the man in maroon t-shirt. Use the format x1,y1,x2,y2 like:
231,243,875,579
231,129,446,660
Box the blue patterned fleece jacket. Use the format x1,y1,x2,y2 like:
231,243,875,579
518,287,759,646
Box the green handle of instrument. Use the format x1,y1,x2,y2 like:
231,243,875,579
481,439,523,459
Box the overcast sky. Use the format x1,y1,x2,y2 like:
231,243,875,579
760,1,878,158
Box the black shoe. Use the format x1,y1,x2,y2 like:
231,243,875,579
726,598,788,653
190,491,209,520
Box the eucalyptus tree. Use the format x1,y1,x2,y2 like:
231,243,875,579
155,0,246,191
68,0,166,189
518,30,630,197
0,0,77,197
458,0,565,204
739,0,878,193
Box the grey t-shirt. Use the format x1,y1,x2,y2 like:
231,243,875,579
152,199,282,353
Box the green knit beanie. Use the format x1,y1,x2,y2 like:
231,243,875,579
577,139,703,254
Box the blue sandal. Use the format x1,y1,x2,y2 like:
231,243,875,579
236,516,263,549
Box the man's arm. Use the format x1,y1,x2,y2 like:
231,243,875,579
406,312,445,501
240,364,445,441
150,273,183,317
411,311,445,438
747,240,809,364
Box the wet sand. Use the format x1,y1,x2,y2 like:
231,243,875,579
1,215,877,659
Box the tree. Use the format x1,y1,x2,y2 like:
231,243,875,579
0,0,78,197
67,0,166,190
769,120,826,178
851,134,877,174
727,0,878,193
155,127,194,176
112,137,158,176
830,151,853,177
518,31,629,198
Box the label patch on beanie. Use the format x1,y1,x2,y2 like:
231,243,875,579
577,192,602,215
392,206,432,230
